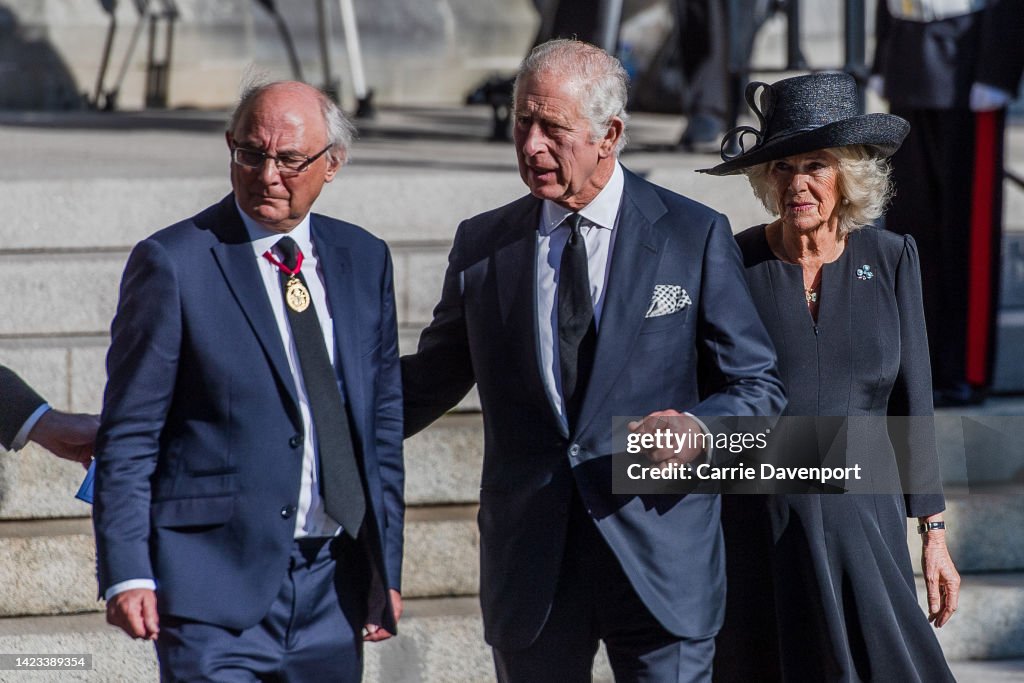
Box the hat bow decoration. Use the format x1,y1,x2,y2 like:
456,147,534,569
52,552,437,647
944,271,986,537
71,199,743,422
720,81,773,162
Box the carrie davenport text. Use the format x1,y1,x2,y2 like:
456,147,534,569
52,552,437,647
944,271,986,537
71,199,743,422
626,462,863,484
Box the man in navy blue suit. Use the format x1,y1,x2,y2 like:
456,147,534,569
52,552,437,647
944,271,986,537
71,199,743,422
93,81,404,681
403,40,784,682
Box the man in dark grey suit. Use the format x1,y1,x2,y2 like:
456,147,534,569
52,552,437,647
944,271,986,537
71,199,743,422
1,364,96,466
403,39,784,682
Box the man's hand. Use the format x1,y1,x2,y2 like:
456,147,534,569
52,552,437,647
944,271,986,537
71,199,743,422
627,410,704,467
106,588,159,640
28,409,99,468
364,589,403,642
920,523,961,628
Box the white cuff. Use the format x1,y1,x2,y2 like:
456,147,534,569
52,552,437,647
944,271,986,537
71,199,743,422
11,404,50,451
105,579,157,601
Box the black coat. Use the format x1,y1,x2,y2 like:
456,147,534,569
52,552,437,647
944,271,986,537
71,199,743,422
0,365,46,450
874,0,1024,109
713,226,954,682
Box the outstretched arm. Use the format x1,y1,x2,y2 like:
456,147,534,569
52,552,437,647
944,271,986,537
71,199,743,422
28,409,99,468
1,364,97,467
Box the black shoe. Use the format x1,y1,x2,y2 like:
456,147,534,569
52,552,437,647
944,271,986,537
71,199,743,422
679,113,724,153
933,383,987,408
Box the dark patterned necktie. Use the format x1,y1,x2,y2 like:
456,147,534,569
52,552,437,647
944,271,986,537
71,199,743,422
271,236,365,537
557,214,597,429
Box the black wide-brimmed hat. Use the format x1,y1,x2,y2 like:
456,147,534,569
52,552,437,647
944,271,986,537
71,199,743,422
699,72,909,176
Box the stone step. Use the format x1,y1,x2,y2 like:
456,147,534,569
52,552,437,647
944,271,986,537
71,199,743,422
0,109,1020,249
3,176,1023,342
0,506,479,618
6,161,1017,256
948,658,1024,683
925,573,1024,661
0,242,455,338
1,521,1021,671
6,582,1019,681
0,409,481,519
4,415,1021,596
7,497,1024,658
0,600,613,683
0,108,731,252
0,520,96,618
0,612,158,683
401,506,478,599
403,414,483,506
934,400,1024,484
908,486,1024,574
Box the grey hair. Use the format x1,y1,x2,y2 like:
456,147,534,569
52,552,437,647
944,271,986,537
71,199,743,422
227,79,356,166
513,38,630,155
744,145,895,235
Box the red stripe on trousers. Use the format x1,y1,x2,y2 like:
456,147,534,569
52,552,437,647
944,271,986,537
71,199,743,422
966,111,998,386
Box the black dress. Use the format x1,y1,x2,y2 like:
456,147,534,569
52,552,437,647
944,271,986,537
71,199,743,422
712,226,955,682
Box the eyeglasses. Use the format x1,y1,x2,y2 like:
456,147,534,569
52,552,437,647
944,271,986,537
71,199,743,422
230,143,332,175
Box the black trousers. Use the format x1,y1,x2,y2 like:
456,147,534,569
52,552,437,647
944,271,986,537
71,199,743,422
886,106,1006,391
673,0,730,121
492,489,714,683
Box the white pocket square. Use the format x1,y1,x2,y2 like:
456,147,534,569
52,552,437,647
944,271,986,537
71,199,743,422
645,285,691,318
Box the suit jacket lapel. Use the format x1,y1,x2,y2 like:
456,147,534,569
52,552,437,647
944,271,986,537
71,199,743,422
209,198,301,419
576,172,668,436
494,198,567,435
312,218,365,438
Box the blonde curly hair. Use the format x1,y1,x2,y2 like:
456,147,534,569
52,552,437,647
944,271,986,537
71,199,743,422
744,145,895,235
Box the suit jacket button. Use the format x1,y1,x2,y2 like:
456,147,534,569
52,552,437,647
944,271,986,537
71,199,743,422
569,444,581,458
289,434,303,449
280,505,296,519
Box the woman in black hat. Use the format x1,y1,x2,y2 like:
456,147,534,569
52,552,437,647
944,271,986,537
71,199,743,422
701,72,960,681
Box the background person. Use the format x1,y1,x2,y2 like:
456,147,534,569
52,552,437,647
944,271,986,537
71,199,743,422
702,71,959,682
93,80,404,681
670,0,764,152
403,39,784,682
872,0,1024,405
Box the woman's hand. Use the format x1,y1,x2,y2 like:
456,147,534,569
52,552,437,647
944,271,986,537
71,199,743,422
920,516,960,628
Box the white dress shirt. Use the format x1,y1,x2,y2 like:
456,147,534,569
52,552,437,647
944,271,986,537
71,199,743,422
536,162,624,429
240,202,341,540
532,163,711,454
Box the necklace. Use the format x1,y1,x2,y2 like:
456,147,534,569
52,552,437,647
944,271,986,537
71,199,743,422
767,222,843,308
803,241,837,307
